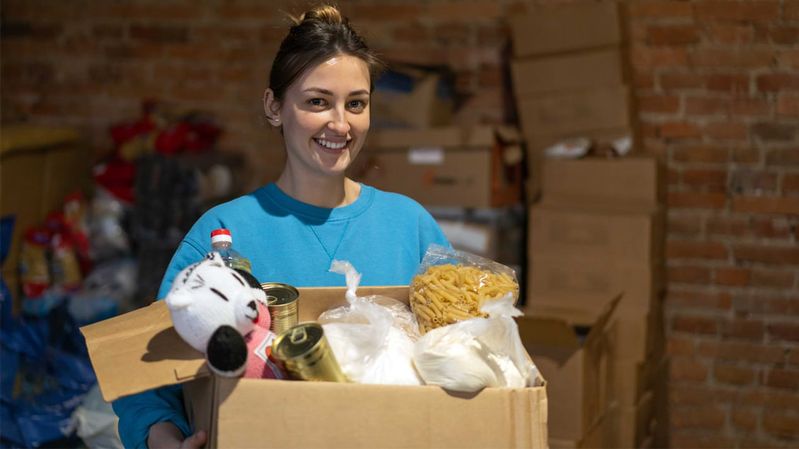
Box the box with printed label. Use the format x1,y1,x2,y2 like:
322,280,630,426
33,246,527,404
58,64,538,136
82,286,549,449
350,126,523,208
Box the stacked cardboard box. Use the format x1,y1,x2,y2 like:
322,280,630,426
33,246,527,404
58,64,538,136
519,157,666,448
508,1,636,200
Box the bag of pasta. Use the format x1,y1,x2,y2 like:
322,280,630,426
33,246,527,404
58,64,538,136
410,244,519,334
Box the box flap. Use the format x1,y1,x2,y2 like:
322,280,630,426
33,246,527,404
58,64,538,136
80,300,207,402
0,125,80,155
584,294,622,347
516,315,581,350
82,286,410,402
367,126,497,150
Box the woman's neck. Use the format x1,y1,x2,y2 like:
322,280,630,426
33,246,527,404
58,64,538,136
275,171,360,208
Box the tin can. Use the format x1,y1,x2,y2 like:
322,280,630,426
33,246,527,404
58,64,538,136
271,322,348,382
261,282,299,335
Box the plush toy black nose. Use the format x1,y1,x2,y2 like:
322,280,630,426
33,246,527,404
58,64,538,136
206,325,247,378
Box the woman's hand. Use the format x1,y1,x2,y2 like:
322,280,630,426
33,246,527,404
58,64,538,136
148,422,207,449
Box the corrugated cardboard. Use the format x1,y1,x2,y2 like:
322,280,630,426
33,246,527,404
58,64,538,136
512,49,627,97
82,286,549,449
516,85,632,138
580,391,655,449
350,126,523,208
509,2,622,58
529,205,665,264
0,125,91,308
516,295,620,442
540,157,664,210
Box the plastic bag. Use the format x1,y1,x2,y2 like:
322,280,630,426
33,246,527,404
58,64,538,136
410,244,519,333
70,384,123,449
413,294,541,393
318,260,422,385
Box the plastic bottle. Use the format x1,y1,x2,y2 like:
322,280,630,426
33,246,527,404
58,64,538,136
210,229,252,273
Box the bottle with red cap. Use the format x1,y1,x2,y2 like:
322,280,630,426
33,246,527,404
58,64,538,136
210,229,252,273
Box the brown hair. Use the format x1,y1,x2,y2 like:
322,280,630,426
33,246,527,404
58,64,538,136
268,4,385,101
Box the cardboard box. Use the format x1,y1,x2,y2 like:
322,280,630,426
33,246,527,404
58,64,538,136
580,391,655,449
529,205,665,264
0,125,91,304
82,286,549,449
516,86,632,138
540,157,664,210
516,295,620,442
350,127,523,208
372,68,453,129
512,49,627,97
509,2,622,58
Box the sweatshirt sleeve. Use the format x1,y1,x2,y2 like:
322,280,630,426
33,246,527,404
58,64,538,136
112,385,193,449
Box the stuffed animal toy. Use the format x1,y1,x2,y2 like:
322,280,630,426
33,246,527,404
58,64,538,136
165,252,282,379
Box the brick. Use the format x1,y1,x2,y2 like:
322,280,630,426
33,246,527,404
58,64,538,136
730,170,779,194
685,97,728,115
393,24,431,44
791,348,799,365
681,169,727,190
670,434,736,449
715,267,751,286
670,404,725,430
730,98,770,116
0,21,63,40
707,73,750,93
634,72,655,90
783,174,799,192
92,24,124,40
647,25,700,45
694,1,781,22
722,319,765,341
668,192,727,210
698,341,785,363
733,196,799,215
659,122,701,139
757,73,799,92
766,148,799,166
667,213,703,237
734,245,799,265
731,408,758,431
673,314,719,335
638,94,680,113
763,411,799,438
706,24,754,44
672,145,729,163
777,94,799,116
667,335,696,356
762,389,799,409
670,357,709,382
668,240,728,260
433,23,471,45
788,1,799,20
129,25,188,43
689,48,775,68
766,368,799,389
669,384,738,406
705,122,749,141
751,269,796,289
752,122,797,142
768,322,799,342
665,289,732,310
778,48,799,68
660,72,704,90
769,26,799,45
733,146,762,164
668,265,713,284
630,47,689,69
628,1,693,18
714,363,756,386
426,1,502,21
733,295,799,315
95,2,205,20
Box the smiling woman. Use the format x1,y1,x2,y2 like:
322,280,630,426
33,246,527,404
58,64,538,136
111,4,451,449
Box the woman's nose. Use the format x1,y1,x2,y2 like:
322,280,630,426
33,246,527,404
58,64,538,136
327,108,351,134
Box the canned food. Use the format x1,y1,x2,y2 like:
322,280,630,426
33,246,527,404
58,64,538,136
271,322,348,382
261,282,299,335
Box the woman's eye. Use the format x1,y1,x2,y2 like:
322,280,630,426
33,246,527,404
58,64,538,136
308,98,327,108
348,99,367,112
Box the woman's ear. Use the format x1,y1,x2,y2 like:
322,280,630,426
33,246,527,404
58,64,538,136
263,88,282,127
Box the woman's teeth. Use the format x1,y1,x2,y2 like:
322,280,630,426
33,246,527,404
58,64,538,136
315,138,347,150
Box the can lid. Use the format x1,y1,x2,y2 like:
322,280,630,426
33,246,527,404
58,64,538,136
210,228,232,244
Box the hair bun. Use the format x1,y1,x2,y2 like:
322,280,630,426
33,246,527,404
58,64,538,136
293,4,344,26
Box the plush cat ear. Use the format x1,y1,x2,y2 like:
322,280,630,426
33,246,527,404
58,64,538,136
166,288,193,310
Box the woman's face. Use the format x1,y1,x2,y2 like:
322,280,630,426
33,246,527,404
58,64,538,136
266,54,371,178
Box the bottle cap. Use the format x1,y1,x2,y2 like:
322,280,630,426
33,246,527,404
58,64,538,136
211,228,232,244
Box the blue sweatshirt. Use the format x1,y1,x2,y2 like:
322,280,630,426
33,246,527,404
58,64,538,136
113,183,450,448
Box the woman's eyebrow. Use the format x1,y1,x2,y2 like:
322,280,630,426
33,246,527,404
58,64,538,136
302,87,369,96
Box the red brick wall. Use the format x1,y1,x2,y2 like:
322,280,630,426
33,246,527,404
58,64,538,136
2,1,798,447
